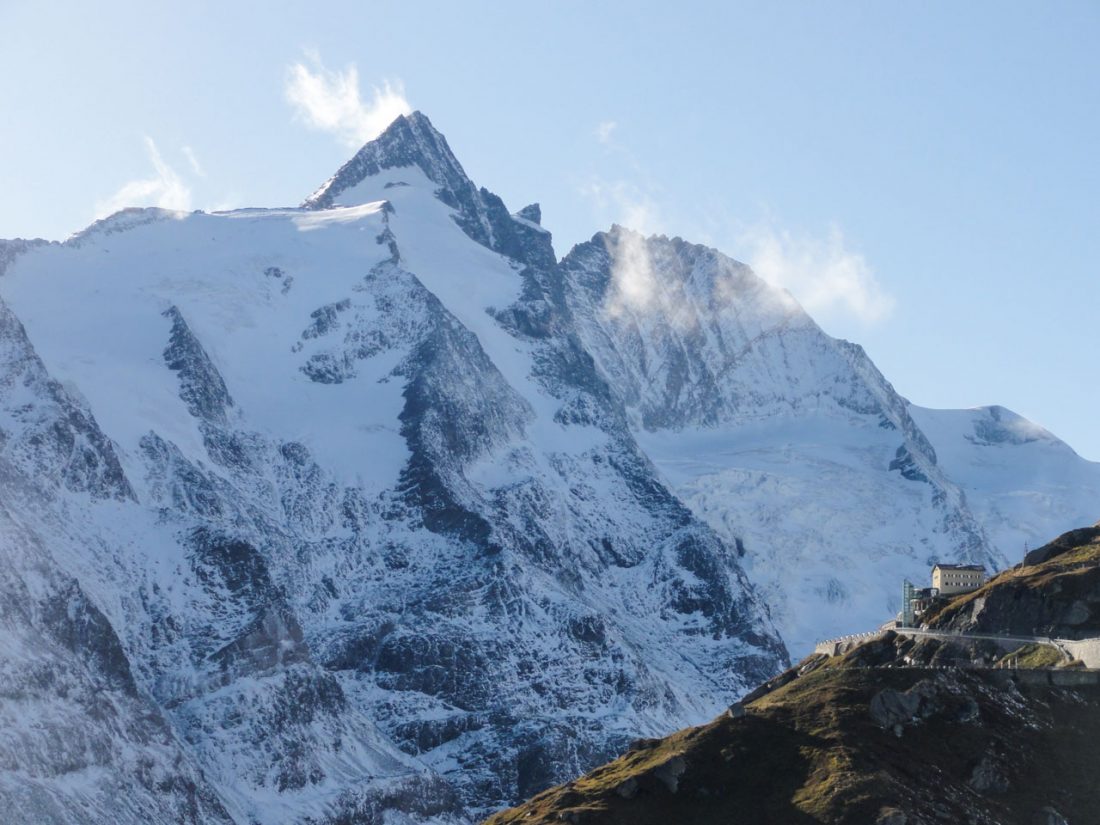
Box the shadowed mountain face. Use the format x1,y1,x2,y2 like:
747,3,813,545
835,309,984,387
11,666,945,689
486,526,1100,825
0,112,1096,824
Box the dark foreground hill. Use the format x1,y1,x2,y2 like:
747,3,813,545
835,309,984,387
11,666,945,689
485,526,1100,825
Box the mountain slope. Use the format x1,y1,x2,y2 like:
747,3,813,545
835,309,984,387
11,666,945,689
487,525,1100,825
0,113,784,823
909,404,1100,559
559,228,1011,655
554,226,1100,655
0,301,234,824
1,111,1096,823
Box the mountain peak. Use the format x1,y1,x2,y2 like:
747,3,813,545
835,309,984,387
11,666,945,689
303,112,561,270
303,110,474,211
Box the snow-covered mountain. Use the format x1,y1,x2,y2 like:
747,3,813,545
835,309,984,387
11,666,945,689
0,112,1096,823
908,404,1100,557
552,227,1098,653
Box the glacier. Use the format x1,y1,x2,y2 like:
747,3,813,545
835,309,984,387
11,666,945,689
0,111,1096,824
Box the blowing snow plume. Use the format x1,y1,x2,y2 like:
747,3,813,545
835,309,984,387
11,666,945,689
286,52,411,148
738,222,895,326
605,225,660,317
94,137,192,219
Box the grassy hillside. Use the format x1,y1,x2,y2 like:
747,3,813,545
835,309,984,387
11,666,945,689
486,526,1100,825
923,525,1100,639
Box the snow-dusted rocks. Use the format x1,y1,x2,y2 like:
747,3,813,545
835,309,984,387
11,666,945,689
556,225,1097,656
0,114,784,824
0,112,1096,824
558,228,996,655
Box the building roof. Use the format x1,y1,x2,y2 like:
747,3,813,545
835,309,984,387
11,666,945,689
932,563,986,572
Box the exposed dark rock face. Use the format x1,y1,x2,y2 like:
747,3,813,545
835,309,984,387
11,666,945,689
1033,808,1070,825
163,306,234,424
868,683,927,730
868,676,983,735
394,285,533,540
889,445,929,482
927,527,1100,640
303,112,482,219
969,405,1045,446
515,203,542,225
0,298,134,501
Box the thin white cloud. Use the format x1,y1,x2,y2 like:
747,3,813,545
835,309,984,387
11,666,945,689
737,222,895,324
579,177,660,234
95,137,192,219
595,120,617,145
285,52,411,148
579,130,892,330
181,145,206,177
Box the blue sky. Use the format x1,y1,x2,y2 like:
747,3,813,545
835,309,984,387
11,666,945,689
2,1,1098,459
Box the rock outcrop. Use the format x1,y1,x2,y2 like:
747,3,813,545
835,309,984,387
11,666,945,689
487,525,1100,825
926,526,1100,640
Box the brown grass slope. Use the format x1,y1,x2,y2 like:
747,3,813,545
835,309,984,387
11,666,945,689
484,526,1100,825
922,525,1100,639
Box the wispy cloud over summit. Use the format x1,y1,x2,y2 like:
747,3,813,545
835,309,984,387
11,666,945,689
181,145,206,178
595,120,618,145
95,137,192,219
285,52,411,149
738,222,895,325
